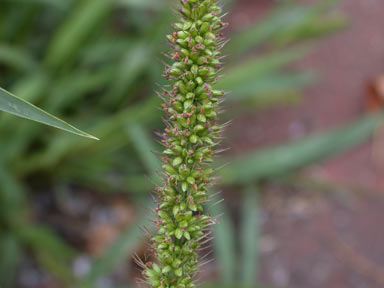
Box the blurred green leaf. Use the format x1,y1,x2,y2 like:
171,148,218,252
208,195,236,284
235,91,301,110
226,0,342,56
0,169,27,287
0,165,26,221
117,0,167,10
216,47,314,100
222,46,308,82
0,44,37,72
220,71,315,101
0,5,37,42
273,11,347,46
103,43,151,108
126,123,160,174
9,73,49,103
14,97,161,176
2,0,71,10
221,113,383,184
0,234,21,288
45,0,113,68
80,39,133,66
0,87,98,139
240,186,260,285
46,67,115,112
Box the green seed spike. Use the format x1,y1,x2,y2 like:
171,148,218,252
143,0,228,287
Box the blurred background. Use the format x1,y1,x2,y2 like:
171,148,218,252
1,0,384,287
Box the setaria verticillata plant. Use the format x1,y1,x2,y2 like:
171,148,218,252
140,0,228,287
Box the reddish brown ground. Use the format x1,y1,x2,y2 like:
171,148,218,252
228,0,384,287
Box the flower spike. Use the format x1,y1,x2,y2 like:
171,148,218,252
143,1,227,287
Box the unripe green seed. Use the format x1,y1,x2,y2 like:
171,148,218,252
200,22,210,33
186,176,195,185
184,231,191,240
197,114,206,123
172,157,183,167
181,182,188,192
184,100,193,110
162,265,172,274
189,135,198,144
175,268,183,277
176,229,183,240
173,205,180,216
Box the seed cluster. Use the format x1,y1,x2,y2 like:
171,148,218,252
143,1,227,287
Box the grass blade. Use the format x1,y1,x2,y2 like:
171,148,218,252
226,0,341,56
216,47,314,101
0,87,98,139
226,4,314,55
221,113,384,184
0,234,21,288
2,0,71,10
117,0,166,10
0,44,37,72
273,11,347,46
46,67,115,112
44,0,112,68
218,46,309,90
219,71,314,101
208,194,236,284
103,43,150,108
126,123,160,174
240,186,260,285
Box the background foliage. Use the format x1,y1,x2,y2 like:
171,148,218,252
0,0,378,287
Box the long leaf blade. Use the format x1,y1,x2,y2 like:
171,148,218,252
44,0,112,68
0,234,21,288
240,186,260,285
221,113,383,184
208,195,236,284
126,123,160,174
0,87,98,139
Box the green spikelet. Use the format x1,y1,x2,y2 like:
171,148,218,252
143,1,227,287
